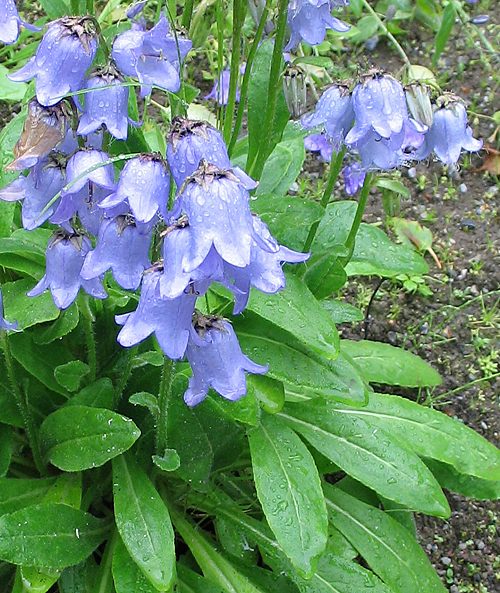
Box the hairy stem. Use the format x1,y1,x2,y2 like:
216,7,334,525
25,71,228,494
223,0,246,144
302,145,347,253
156,357,176,456
342,172,373,265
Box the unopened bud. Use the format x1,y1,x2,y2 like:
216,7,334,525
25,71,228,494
283,66,307,120
406,84,434,128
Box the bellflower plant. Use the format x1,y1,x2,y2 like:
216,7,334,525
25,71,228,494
1,3,498,593
8,17,98,106
0,0,40,44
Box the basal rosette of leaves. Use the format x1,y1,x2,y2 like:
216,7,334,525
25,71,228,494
0,0,496,592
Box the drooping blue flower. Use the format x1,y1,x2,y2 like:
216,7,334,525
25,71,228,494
0,286,18,331
126,1,146,18
63,149,116,195
159,221,226,299
77,68,133,140
98,153,169,223
184,317,268,407
115,270,196,359
304,133,333,161
225,216,309,315
8,17,98,106
415,100,482,165
342,163,365,195
0,159,64,230
301,84,354,150
80,215,152,290
285,0,350,52
28,230,107,310
204,70,240,106
112,16,192,98
166,118,232,189
0,0,41,45
175,161,258,272
345,73,427,170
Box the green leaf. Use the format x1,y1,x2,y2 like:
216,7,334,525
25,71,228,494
33,304,79,344
0,425,12,478
340,340,442,387
314,201,428,277
256,136,305,197
293,56,333,69
279,400,450,517
236,313,367,405
20,565,59,593
40,406,141,471
54,361,90,392
66,378,114,409
392,217,441,268
177,563,226,593
152,450,181,472
375,178,410,199
132,351,164,368
129,391,160,419
0,64,27,101
0,503,108,569
247,40,289,174
0,109,26,192
0,478,58,516
246,272,339,359
321,300,363,324
43,473,82,508
2,279,59,329
112,535,157,593
9,332,72,396
324,485,447,593
38,0,69,18
303,251,347,299
113,452,176,591
334,392,500,482
248,374,285,414
251,194,324,252
170,507,265,593
58,556,98,593
424,458,500,500
351,15,379,43
432,2,455,67
208,388,260,427
248,414,328,578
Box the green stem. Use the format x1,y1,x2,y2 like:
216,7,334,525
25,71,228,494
302,146,346,253
222,0,246,144
181,0,195,33
112,347,136,409
453,1,499,69
228,0,272,156
1,330,47,477
215,0,225,130
90,525,117,593
248,0,288,178
156,357,176,455
78,293,97,383
341,172,373,265
359,0,410,67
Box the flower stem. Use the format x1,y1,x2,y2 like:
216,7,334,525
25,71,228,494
78,293,97,383
359,0,410,67
341,172,373,266
223,0,246,145
228,0,272,156
248,0,288,179
156,357,176,456
112,347,136,409
215,0,225,130
302,145,346,253
1,330,47,476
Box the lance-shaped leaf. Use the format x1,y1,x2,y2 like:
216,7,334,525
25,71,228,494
248,414,328,578
340,340,442,387
112,535,157,593
0,478,58,516
235,313,367,405
0,503,108,569
113,452,175,591
324,485,447,593
245,272,339,360
332,392,500,482
40,406,140,471
279,400,450,517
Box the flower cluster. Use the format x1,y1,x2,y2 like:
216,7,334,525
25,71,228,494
302,71,482,192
